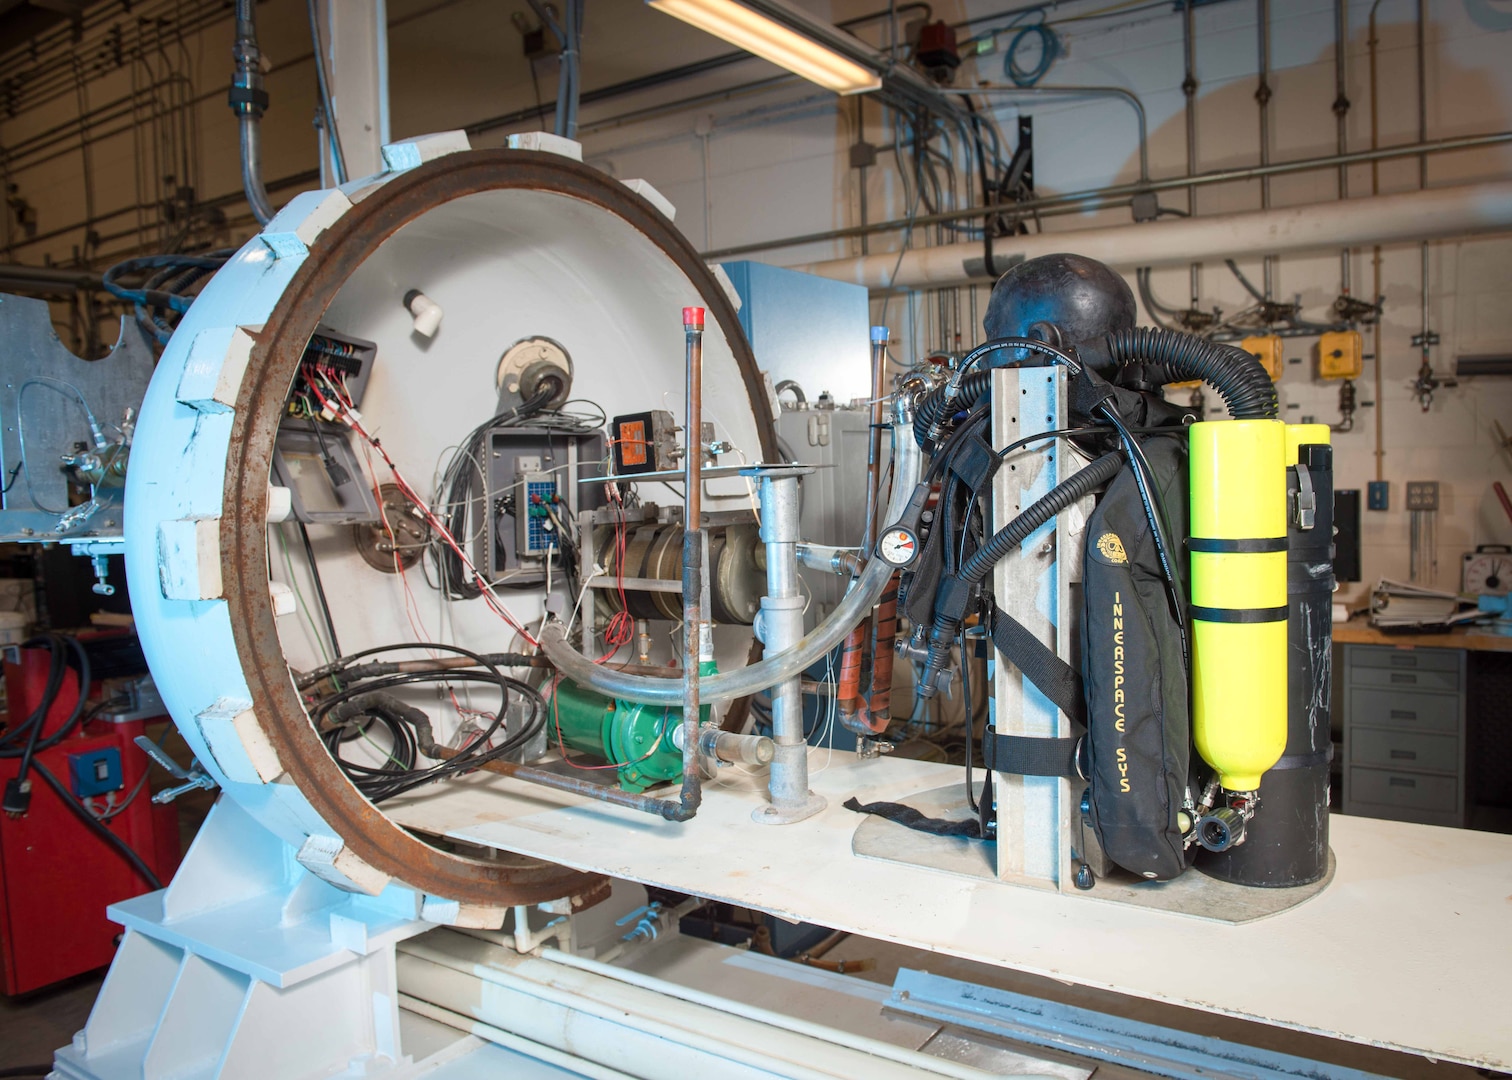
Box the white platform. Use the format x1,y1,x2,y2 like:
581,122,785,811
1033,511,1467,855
387,755,1512,1071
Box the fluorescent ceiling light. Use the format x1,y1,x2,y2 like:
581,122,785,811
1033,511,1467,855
649,0,882,95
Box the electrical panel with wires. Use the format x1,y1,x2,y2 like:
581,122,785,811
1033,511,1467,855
286,327,377,422
272,326,381,524
481,427,606,586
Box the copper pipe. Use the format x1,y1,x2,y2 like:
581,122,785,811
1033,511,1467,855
677,307,706,822
866,571,900,726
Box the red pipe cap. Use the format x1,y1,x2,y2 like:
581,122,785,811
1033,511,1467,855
682,306,705,329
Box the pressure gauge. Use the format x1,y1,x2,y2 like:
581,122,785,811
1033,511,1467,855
878,526,920,568
1462,546,1512,596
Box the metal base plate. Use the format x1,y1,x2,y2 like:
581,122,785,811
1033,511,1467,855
752,792,829,825
852,783,1334,924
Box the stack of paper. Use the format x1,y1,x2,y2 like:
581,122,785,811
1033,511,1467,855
1370,579,1484,630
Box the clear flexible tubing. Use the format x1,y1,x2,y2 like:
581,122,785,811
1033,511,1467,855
538,405,921,706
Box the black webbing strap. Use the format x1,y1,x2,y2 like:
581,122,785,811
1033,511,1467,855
842,797,987,838
985,611,1087,780
988,729,1084,779
1190,604,1288,623
989,611,1087,726
1188,536,1287,553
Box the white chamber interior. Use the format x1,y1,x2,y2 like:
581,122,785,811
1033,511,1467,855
267,185,767,757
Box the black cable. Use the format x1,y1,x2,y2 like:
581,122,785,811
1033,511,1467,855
296,641,524,690
311,646,546,803
30,760,162,891
960,626,979,815
437,382,558,599
1225,258,1268,303
1096,404,1189,667
296,521,342,658
3,636,92,804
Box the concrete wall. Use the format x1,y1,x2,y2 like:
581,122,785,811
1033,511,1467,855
3,0,1511,596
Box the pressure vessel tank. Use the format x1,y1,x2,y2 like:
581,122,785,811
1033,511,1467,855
1189,418,1289,793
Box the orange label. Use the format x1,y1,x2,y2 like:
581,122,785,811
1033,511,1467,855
619,420,648,466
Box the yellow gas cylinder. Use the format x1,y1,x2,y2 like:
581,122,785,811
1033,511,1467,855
1285,423,1332,464
1189,419,1288,792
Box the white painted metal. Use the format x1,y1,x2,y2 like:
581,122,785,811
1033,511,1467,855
384,756,1512,1071
318,0,391,184
122,131,765,907
990,367,1075,889
396,931,1053,1080
796,180,1512,290
52,798,436,1079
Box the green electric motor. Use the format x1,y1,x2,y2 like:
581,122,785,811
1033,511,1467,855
544,664,714,793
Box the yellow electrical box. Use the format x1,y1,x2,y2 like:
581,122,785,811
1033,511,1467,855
1240,335,1284,381
1317,330,1363,380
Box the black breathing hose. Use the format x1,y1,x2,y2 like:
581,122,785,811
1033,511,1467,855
918,452,1125,696
1097,327,1278,419
915,370,991,449
959,452,1125,588
914,325,1277,449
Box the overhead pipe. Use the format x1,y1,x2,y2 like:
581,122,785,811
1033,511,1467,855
1256,0,1276,300
703,128,1512,261
1184,0,1202,308
794,179,1512,290
228,0,274,225
1334,0,1352,296
940,85,1149,183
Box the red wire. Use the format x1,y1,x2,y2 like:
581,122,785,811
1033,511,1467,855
308,375,537,645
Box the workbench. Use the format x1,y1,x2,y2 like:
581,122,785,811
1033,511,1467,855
1334,618,1512,829
388,755,1512,1072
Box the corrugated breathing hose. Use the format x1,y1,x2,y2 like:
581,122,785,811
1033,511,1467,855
917,451,1125,696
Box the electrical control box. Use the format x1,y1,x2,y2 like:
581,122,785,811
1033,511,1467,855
1317,330,1364,380
68,747,123,798
289,326,377,417
481,427,605,583
610,410,679,475
270,420,381,524
1367,480,1389,511
1240,334,1284,381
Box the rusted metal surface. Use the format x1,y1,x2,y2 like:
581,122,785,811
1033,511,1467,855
221,150,776,905
432,746,690,820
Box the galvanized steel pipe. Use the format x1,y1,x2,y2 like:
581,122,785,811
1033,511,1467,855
538,397,921,706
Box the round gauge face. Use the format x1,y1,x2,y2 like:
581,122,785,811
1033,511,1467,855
878,526,918,567
1463,551,1512,596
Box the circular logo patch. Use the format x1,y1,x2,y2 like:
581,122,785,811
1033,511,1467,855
1095,531,1128,565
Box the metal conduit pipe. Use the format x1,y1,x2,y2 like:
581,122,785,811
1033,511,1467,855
795,179,1512,290
1256,0,1276,300
1335,0,1352,295
537,398,921,707
1184,0,1202,307
935,84,1149,183
229,0,274,225
704,128,1512,261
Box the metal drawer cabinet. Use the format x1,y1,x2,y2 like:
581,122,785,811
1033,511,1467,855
1341,644,1467,828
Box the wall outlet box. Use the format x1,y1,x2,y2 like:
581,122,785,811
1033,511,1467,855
1405,481,1440,511
1367,481,1389,510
